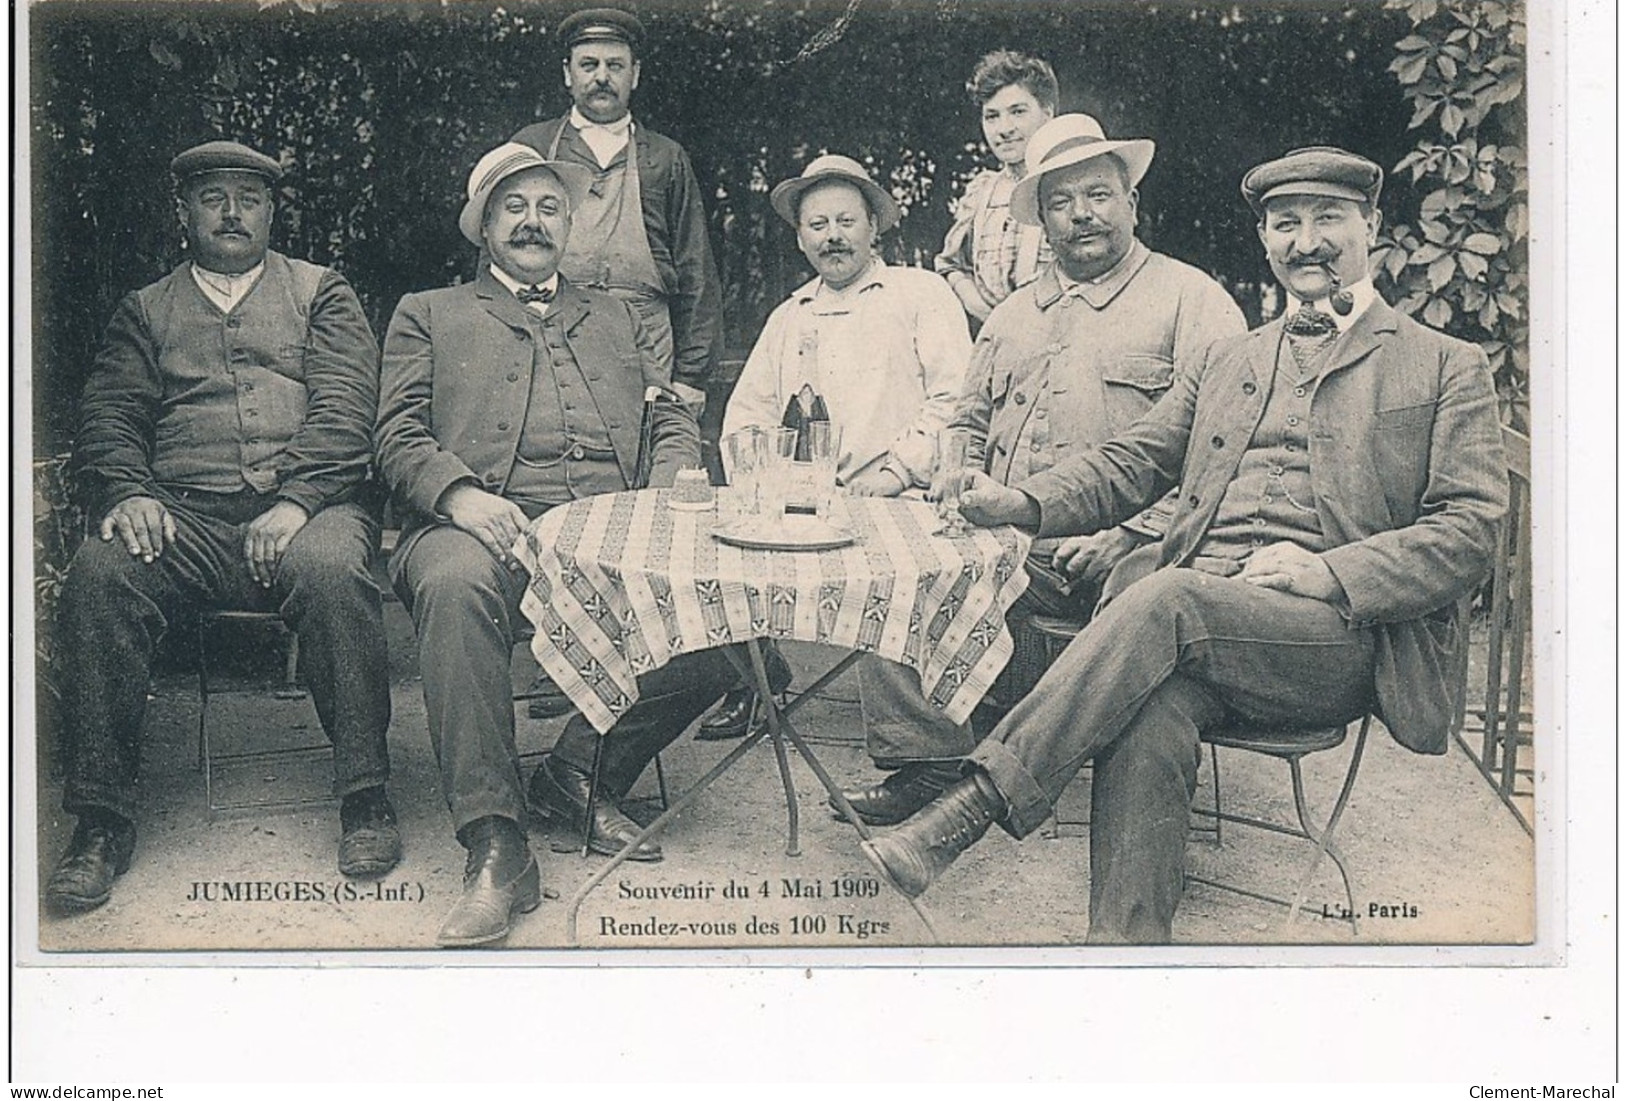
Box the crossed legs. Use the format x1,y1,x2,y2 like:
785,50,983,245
870,566,1378,942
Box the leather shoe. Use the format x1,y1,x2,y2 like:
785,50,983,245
696,646,793,741
528,753,662,862
436,816,541,948
338,786,402,879
46,813,136,914
831,761,963,826
861,773,1005,899
523,675,577,720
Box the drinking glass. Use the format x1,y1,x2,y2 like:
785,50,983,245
759,427,799,522
723,427,765,519
935,427,973,536
805,421,842,521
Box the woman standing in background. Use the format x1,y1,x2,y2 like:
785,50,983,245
935,50,1059,327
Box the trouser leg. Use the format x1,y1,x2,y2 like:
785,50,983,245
858,655,976,765
274,502,392,796
970,566,1378,838
1085,673,1221,944
552,648,736,795
393,526,528,834
59,500,240,821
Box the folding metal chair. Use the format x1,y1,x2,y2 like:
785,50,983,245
1187,715,1372,932
1022,613,1370,930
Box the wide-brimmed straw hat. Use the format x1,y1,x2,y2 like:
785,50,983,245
1009,114,1156,226
458,142,594,246
769,154,902,233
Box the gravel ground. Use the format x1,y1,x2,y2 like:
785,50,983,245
31,604,1535,955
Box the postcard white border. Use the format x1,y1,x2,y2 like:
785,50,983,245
8,0,1614,1082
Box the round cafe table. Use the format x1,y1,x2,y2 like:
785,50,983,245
514,489,1032,942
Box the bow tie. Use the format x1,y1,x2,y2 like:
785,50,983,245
516,284,555,305
1284,305,1338,337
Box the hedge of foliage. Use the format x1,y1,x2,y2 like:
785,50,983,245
36,0,1518,455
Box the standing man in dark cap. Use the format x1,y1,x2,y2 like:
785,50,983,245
512,7,721,406
511,7,725,723
47,140,397,915
862,146,1508,944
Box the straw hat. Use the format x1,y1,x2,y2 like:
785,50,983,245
1009,114,1155,226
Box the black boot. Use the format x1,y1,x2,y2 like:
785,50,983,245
861,773,1005,898
338,785,402,879
46,811,136,914
696,645,792,741
831,761,964,826
436,815,540,948
523,675,577,720
528,754,663,861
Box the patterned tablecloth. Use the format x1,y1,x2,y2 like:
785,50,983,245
515,491,1033,735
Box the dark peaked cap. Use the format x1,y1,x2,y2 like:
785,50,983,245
170,140,284,184
1241,146,1382,216
558,8,645,50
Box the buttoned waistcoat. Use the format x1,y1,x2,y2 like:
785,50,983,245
375,270,700,561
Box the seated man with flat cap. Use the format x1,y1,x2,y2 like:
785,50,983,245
49,140,397,915
862,146,1508,944
376,142,733,947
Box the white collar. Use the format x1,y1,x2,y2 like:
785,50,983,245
191,260,264,290
1289,276,1378,333
800,258,886,303
569,106,632,135
191,261,265,311
488,263,560,310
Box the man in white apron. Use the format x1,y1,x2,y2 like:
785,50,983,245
512,7,720,407
512,8,727,721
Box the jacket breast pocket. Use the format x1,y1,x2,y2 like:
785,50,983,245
1102,353,1175,431
1370,402,1434,516
1373,401,1435,430
274,342,309,382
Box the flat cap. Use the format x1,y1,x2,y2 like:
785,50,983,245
558,8,644,51
1241,146,1382,215
170,140,284,184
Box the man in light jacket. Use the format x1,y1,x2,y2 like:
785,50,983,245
863,146,1508,944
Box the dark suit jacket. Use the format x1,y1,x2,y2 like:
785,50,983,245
1020,299,1508,754
374,268,701,556
512,116,722,390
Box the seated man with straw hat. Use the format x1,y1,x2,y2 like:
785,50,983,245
375,142,732,947
714,154,972,743
836,113,1245,827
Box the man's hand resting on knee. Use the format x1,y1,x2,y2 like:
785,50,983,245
243,500,310,588
1239,541,1345,603
101,495,176,564
438,483,529,571
1053,526,1147,586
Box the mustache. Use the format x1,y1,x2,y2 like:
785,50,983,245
1287,249,1339,266
818,242,854,257
508,228,556,247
